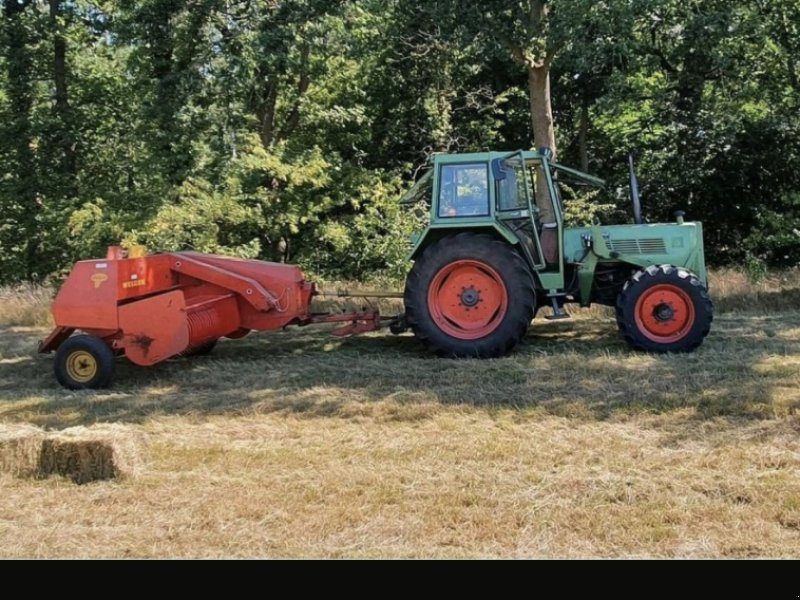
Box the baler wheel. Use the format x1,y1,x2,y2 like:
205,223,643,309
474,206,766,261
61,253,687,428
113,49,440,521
616,265,713,353
405,233,535,358
55,335,115,390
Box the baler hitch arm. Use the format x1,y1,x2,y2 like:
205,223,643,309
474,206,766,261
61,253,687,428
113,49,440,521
311,288,405,336
308,311,388,337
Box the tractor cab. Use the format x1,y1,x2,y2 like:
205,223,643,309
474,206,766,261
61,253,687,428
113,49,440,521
404,149,608,291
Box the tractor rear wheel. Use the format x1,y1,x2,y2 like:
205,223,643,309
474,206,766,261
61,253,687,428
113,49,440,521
616,265,712,353
54,335,115,390
405,233,536,358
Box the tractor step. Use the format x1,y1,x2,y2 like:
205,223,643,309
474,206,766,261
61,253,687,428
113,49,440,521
545,295,571,320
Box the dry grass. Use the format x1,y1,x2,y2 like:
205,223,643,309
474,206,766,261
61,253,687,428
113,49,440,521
0,271,799,558
0,285,53,328
0,424,44,478
0,424,144,484
38,425,145,485
709,268,800,314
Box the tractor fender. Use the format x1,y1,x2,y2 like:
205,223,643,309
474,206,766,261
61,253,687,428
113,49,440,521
407,224,545,291
408,223,521,261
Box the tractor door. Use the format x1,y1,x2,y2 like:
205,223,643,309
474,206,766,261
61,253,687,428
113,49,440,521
493,152,546,270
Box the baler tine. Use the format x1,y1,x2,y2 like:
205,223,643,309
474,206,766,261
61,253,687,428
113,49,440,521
40,246,402,390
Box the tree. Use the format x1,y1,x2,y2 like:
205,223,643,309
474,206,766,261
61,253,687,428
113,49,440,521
1,0,39,279
1,0,799,284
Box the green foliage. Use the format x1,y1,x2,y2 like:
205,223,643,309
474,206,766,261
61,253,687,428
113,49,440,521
743,252,769,284
0,0,799,285
559,185,621,228
743,193,800,269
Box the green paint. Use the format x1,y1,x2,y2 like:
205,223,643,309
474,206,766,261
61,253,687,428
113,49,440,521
407,150,709,309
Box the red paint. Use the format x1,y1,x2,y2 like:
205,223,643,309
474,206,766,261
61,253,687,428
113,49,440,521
634,284,696,343
427,259,509,340
40,247,387,368
118,290,189,366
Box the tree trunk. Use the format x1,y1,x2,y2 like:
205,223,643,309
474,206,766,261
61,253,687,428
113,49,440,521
525,0,555,150
277,43,311,143
578,96,589,173
259,81,279,149
50,0,77,178
528,64,556,224
786,54,798,91
527,65,556,154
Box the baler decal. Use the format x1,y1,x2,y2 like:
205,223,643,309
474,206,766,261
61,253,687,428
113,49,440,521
91,274,109,289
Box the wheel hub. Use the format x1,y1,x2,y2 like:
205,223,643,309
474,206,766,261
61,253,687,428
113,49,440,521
653,302,675,323
66,350,98,383
634,284,696,343
460,286,480,308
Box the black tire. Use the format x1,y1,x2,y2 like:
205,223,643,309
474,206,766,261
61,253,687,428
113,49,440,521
182,340,217,357
616,264,713,353
54,335,115,390
404,232,536,358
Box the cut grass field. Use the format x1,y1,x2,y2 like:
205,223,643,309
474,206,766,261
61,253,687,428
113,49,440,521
1,270,799,558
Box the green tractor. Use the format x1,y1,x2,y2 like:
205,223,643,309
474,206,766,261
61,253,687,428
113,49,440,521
397,149,712,357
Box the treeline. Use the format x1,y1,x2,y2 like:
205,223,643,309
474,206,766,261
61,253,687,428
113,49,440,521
1,0,798,283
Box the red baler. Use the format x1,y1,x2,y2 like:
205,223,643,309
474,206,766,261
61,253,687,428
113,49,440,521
39,247,395,389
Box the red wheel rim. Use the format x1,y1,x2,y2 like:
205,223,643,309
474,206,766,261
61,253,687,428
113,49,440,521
634,284,696,343
427,260,509,340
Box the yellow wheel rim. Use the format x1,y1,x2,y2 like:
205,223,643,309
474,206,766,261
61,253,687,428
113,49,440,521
65,350,98,384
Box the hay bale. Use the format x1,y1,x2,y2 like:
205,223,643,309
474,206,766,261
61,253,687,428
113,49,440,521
38,424,145,485
0,424,45,478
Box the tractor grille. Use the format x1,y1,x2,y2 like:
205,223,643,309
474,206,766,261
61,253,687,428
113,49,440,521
608,238,668,255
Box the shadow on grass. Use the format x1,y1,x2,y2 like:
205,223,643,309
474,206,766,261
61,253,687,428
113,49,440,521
1,312,799,432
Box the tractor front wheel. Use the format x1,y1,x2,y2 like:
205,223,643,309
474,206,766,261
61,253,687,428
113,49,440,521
54,335,115,390
616,265,712,353
405,233,536,358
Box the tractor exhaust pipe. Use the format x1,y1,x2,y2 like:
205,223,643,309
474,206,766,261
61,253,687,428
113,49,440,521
629,153,644,225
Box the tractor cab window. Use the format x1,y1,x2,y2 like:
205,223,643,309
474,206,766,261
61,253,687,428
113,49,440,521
496,157,530,211
495,157,556,225
438,163,489,218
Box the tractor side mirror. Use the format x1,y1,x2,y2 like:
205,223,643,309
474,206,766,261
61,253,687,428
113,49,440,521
491,159,507,182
